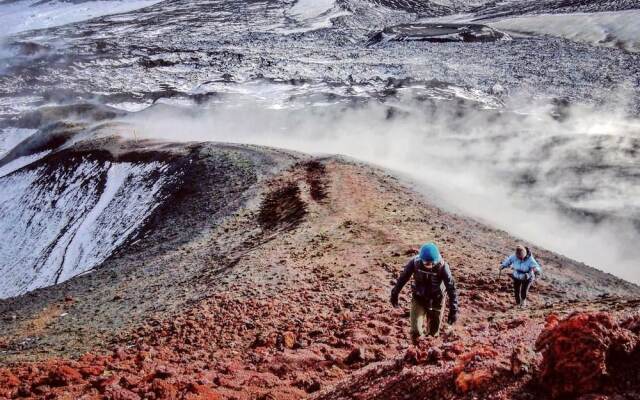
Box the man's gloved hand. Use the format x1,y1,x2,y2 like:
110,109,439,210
447,309,458,325
390,289,399,308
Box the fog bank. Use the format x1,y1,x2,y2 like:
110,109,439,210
126,95,640,283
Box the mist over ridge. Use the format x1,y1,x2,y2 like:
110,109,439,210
127,89,640,283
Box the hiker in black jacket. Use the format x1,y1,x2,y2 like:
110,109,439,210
390,242,459,341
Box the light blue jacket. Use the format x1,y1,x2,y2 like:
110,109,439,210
501,251,541,280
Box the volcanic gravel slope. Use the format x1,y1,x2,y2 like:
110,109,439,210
1,151,639,399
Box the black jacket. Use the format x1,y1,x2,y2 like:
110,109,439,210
392,257,459,312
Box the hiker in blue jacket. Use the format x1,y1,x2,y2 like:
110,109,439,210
500,245,542,308
390,242,458,341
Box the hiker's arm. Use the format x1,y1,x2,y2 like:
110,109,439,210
531,256,542,274
390,259,414,305
500,255,514,269
442,263,459,312
392,259,414,294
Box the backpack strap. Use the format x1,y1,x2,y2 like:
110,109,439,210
435,261,446,277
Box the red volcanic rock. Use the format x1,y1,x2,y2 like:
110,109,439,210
80,365,105,378
78,352,108,364
46,365,84,386
344,347,366,365
282,331,296,349
120,374,142,389
403,340,441,365
403,347,419,365
621,314,640,334
455,369,493,393
32,384,51,395
506,318,527,329
105,387,142,400
114,346,128,361
0,370,20,388
185,383,222,400
91,375,119,393
153,365,176,379
453,346,502,393
510,343,535,376
535,312,640,399
294,377,322,393
151,379,179,398
442,342,464,360
426,347,443,363
16,385,32,397
251,331,270,348
0,370,21,398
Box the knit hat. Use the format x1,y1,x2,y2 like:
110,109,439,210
419,242,441,263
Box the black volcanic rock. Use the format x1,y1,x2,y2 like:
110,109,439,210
369,23,510,45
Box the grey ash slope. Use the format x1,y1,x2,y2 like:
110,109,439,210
0,140,300,360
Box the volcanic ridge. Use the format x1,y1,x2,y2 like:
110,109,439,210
1,133,639,400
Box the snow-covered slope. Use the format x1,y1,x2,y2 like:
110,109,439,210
281,0,351,33
0,148,178,299
0,0,163,37
0,128,36,159
489,10,640,52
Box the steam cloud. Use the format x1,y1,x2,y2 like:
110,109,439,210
125,91,640,284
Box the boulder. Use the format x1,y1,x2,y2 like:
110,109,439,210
455,369,493,393
510,343,535,376
282,331,296,349
344,347,366,365
185,383,222,400
535,312,640,399
46,365,84,387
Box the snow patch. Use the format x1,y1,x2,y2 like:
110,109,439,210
0,127,37,158
0,158,172,299
489,10,640,53
0,0,163,38
280,0,350,34
289,0,336,20
0,150,50,178
55,162,167,283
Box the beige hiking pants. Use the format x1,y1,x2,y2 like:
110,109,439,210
410,296,443,338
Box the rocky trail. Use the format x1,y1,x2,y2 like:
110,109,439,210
1,150,639,399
